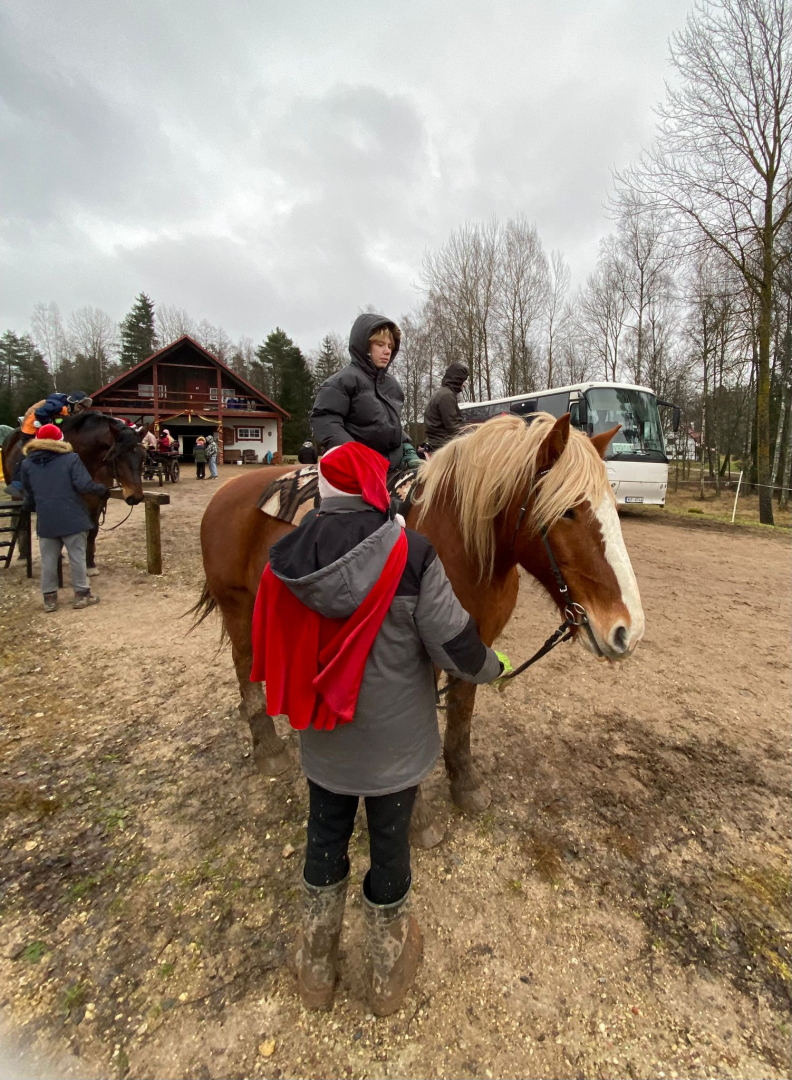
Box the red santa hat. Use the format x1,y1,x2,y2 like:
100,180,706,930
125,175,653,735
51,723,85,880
318,443,390,512
35,424,64,441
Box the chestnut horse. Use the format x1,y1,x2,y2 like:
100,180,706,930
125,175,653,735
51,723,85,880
196,413,645,846
2,412,146,568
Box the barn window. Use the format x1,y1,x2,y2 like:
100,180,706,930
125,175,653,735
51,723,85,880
236,427,261,440
209,388,235,401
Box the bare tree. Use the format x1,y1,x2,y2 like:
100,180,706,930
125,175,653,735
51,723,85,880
544,250,571,388
157,304,197,345
615,0,792,523
67,306,118,387
580,251,629,380
30,301,70,379
195,320,233,362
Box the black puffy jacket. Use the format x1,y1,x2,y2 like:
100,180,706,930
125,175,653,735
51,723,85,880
310,313,409,469
424,361,469,450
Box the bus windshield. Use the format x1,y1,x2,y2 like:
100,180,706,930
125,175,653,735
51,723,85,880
585,387,665,459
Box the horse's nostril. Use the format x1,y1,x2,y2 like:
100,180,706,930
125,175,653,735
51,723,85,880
612,625,629,653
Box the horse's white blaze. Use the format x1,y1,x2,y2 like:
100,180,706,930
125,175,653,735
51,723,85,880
594,493,645,647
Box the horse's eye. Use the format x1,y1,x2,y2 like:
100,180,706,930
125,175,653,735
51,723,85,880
563,508,576,520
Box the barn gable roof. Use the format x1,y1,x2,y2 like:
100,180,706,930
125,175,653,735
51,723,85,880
90,336,290,418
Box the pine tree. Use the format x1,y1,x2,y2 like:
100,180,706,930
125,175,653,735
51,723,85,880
313,333,346,385
253,328,314,454
0,331,52,425
119,293,158,371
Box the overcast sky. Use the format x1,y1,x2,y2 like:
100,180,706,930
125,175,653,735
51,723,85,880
0,0,694,355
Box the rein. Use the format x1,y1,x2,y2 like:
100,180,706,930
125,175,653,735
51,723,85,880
97,435,136,532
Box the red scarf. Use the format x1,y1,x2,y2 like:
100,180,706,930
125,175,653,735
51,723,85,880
250,529,408,730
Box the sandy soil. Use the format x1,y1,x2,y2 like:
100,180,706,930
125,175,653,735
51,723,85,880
0,467,789,1080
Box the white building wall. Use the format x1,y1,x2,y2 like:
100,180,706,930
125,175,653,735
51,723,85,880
223,419,278,462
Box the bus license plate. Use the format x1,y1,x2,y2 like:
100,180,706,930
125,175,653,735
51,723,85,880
624,496,644,503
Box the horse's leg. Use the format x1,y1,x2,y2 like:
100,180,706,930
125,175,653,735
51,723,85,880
224,601,291,777
444,681,491,813
86,524,99,575
409,784,445,849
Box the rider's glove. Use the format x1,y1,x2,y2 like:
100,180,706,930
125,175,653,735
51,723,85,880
490,650,514,693
401,442,421,469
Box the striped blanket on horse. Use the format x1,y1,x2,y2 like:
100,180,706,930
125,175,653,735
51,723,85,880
257,464,420,526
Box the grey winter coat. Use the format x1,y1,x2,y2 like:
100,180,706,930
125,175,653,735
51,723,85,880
268,497,501,796
310,313,411,470
424,362,469,451
20,439,109,539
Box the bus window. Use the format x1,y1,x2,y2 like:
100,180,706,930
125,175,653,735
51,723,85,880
461,405,493,424
510,399,537,417
533,392,569,418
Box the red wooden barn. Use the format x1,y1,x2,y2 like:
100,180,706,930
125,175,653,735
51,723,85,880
90,336,289,464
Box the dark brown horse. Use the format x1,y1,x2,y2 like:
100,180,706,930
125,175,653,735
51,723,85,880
2,412,146,569
196,413,645,846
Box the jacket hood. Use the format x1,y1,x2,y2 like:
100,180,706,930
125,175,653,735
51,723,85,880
269,509,402,619
441,362,469,392
23,439,74,456
348,313,401,376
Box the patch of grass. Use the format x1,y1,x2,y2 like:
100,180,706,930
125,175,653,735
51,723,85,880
477,811,496,837
61,982,88,1013
656,889,675,910
103,807,129,832
21,941,48,963
158,962,175,979
507,879,523,894
68,873,102,901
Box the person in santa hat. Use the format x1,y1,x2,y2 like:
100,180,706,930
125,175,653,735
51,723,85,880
251,441,511,1016
19,424,109,612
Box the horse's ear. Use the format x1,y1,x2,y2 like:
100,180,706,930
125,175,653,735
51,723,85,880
590,425,621,460
537,413,571,471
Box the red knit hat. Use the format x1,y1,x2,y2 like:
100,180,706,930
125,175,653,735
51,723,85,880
318,443,390,512
36,424,64,441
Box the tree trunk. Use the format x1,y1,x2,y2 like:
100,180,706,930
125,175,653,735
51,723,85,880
756,220,775,524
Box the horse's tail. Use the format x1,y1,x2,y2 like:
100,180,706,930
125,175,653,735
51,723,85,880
186,579,227,643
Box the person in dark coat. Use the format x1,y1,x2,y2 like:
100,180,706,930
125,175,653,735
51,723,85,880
297,441,318,465
311,313,421,471
193,437,208,479
20,424,109,612
424,361,469,452
252,442,511,1016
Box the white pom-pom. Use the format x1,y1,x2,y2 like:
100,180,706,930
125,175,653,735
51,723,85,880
395,513,406,528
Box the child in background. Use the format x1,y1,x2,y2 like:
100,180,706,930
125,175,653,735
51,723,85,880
194,437,207,479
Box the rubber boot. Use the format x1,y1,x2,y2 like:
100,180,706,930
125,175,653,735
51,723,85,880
296,872,349,1009
43,592,58,613
72,590,100,609
362,884,423,1017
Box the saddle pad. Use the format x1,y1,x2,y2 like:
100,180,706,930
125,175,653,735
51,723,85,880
257,465,319,526
256,464,422,526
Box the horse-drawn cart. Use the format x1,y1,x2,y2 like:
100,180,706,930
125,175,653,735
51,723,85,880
142,450,180,486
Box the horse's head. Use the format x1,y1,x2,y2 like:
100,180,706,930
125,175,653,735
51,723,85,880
511,413,644,660
65,413,146,504
105,421,146,504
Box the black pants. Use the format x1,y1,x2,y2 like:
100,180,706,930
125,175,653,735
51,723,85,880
196,462,205,479
304,780,417,906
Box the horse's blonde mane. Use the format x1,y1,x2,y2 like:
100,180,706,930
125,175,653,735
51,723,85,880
415,412,611,578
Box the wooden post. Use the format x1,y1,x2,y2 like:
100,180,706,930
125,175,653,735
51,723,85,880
153,360,160,432
146,500,162,575
216,366,224,462
108,489,169,575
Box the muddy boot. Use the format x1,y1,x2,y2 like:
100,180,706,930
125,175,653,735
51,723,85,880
43,592,58,613
72,590,100,609
295,872,349,1009
363,884,423,1017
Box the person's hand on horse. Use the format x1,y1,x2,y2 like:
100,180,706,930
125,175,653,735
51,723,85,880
490,650,514,693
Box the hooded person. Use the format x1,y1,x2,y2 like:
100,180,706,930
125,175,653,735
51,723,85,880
250,441,510,1015
310,313,420,470
423,361,469,452
19,424,109,611
297,440,318,465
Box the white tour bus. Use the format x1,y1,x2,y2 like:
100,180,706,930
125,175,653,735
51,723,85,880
459,382,680,506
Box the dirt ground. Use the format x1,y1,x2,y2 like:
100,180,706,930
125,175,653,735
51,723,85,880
0,467,789,1080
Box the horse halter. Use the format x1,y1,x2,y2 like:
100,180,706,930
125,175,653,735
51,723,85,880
503,466,591,682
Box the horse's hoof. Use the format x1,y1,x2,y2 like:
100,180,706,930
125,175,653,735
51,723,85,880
254,746,292,777
87,567,100,577
451,781,492,814
410,818,446,849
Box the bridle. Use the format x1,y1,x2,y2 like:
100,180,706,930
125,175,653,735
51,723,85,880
97,431,139,531
439,465,592,701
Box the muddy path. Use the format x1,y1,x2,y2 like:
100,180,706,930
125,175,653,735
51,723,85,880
0,470,789,1080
